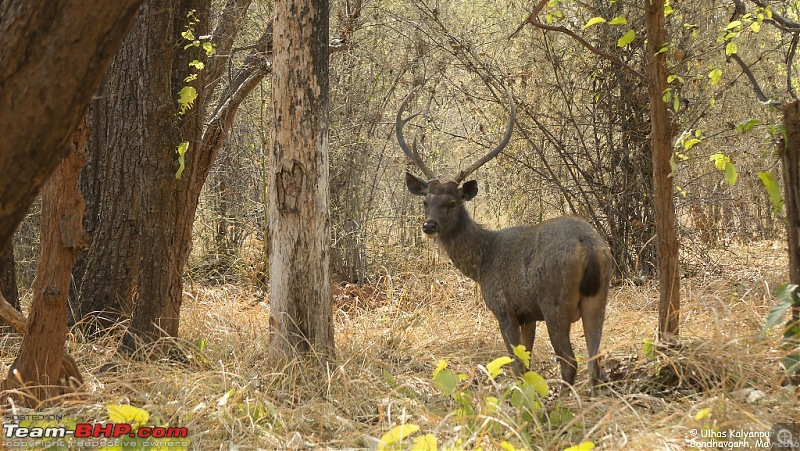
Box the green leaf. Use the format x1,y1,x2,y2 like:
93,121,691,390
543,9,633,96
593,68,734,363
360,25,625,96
188,59,205,70
725,41,738,56
709,152,730,170
433,368,459,395
617,29,635,47
643,338,655,359
758,171,784,212
682,138,701,150
522,371,549,397
175,141,189,180
379,424,420,450
486,356,514,380
736,118,761,132
608,16,627,25
750,21,761,32
785,353,800,374
667,74,683,84
709,68,723,85
582,16,606,29
759,284,797,338
673,94,680,112
202,41,216,56
513,345,531,369
177,85,197,115
726,20,742,30
724,162,738,186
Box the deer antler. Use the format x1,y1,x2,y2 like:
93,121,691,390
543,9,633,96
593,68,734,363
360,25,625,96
396,88,436,181
454,85,516,183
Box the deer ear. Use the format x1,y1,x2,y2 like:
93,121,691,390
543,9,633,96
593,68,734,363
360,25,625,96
405,172,428,196
460,180,478,201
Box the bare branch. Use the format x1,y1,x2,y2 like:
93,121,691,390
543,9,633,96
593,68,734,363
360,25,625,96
512,0,645,81
729,53,781,106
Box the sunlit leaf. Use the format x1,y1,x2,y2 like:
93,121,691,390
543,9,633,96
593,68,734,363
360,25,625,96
608,16,627,25
750,21,761,32
725,41,737,56
617,29,635,47
708,68,723,86
643,338,655,359
726,20,742,30
486,356,514,380
709,152,729,170
188,59,204,70
107,404,149,429
513,345,531,369
582,16,606,29
411,434,438,451
522,371,549,397
694,407,712,420
736,118,760,132
177,85,197,115
175,141,189,180
432,360,448,379
379,424,420,450
724,162,738,186
562,441,595,451
758,171,783,213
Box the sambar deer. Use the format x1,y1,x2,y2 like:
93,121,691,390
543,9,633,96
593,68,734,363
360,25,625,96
397,87,612,386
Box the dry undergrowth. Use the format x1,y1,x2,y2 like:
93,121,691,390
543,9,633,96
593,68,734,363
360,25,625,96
1,241,799,450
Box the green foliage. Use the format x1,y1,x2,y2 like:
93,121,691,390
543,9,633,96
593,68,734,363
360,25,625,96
709,152,738,186
390,350,591,449
617,29,635,47
758,171,784,212
760,284,800,375
175,141,189,180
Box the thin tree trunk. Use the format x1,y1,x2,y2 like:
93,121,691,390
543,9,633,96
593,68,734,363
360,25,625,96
0,239,20,323
2,115,89,406
782,100,800,323
267,0,335,367
645,0,680,340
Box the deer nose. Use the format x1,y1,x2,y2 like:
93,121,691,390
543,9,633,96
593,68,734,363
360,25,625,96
422,220,440,234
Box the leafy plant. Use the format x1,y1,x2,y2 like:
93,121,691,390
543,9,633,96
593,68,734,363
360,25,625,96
760,284,800,375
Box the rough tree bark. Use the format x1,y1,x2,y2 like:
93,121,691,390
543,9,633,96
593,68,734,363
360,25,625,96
645,0,680,340
267,0,336,366
0,239,20,323
2,116,89,406
782,101,800,324
0,0,143,250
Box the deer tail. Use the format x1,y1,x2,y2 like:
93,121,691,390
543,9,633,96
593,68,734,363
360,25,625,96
579,239,601,297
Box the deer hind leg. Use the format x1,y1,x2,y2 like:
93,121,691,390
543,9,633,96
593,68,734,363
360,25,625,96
495,311,525,374
580,293,608,385
544,314,577,386
519,321,536,370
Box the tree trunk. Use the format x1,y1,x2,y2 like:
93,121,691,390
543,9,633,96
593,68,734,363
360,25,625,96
782,100,800,323
2,115,89,406
645,0,680,340
0,0,143,251
0,239,20,313
71,33,148,333
267,0,335,366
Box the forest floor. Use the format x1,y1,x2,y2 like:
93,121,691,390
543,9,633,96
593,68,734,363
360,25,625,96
1,240,799,450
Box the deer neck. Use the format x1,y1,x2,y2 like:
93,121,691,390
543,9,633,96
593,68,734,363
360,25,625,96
437,209,492,282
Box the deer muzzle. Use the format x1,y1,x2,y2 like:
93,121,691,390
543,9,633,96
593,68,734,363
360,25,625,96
422,220,440,235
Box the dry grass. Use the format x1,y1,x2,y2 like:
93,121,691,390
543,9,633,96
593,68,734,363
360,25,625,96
1,241,799,450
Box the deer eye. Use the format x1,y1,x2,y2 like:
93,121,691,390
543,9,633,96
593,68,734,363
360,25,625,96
447,201,457,209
